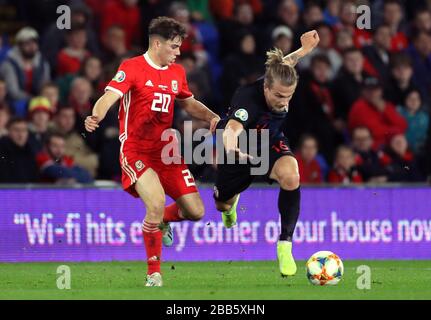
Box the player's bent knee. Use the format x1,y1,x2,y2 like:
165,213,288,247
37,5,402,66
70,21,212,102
145,199,165,218
149,205,165,216
278,173,300,191
180,196,205,221
186,206,205,221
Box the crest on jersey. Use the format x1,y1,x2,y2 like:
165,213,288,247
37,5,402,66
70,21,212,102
135,160,144,171
234,108,248,122
113,71,126,83
171,80,178,93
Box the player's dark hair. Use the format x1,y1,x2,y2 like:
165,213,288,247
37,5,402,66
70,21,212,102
148,16,187,41
264,48,298,88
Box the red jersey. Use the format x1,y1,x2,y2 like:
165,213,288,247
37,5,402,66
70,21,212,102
105,53,193,155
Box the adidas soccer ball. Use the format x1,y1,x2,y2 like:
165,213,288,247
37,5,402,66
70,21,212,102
306,251,344,286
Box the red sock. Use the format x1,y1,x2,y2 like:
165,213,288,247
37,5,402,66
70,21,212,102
163,203,184,223
142,220,162,275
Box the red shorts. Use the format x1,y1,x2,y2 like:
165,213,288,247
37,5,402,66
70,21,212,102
120,150,198,199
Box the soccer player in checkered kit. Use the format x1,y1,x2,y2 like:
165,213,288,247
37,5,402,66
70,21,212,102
213,31,320,277
85,17,220,287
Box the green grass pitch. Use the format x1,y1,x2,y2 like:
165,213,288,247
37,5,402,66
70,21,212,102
0,260,430,300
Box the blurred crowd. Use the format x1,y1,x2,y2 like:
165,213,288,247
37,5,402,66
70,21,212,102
0,0,430,185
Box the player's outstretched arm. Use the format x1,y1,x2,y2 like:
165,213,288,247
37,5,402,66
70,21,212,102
85,90,121,132
283,30,320,67
223,119,253,160
177,97,220,132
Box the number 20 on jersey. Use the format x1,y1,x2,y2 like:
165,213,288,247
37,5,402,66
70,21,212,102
151,92,171,113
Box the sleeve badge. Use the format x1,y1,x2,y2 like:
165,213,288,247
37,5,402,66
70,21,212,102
234,108,249,122
113,71,126,83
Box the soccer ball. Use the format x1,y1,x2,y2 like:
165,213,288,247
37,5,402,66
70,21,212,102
306,251,344,286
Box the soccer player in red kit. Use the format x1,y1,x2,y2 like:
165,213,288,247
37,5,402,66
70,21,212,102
84,17,220,286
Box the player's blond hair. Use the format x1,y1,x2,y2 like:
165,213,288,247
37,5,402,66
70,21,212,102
264,48,298,88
